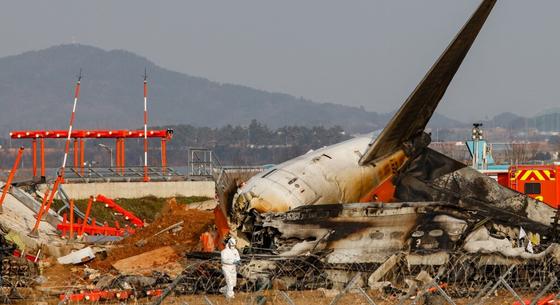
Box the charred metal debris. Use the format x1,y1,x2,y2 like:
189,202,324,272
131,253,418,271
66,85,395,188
197,146,560,298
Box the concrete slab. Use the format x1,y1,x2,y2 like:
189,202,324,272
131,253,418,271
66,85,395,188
0,193,69,257
188,199,218,210
57,247,95,264
39,180,215,200
112,246,182,276
10,186,61,227
1,193,56,235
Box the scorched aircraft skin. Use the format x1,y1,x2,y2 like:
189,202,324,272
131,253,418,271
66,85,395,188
224,0,560,266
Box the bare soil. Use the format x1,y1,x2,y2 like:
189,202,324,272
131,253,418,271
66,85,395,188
91,198,214,271
11,289,547,305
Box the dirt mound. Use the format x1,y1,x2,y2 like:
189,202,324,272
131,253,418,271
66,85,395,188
93,198,214,271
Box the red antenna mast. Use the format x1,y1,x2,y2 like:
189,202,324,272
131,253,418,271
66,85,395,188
143,69,150,182
30,71,82,237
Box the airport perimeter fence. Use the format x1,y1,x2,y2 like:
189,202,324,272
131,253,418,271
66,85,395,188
5,254,560,305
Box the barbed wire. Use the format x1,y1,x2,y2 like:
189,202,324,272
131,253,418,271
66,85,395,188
4,250,560,304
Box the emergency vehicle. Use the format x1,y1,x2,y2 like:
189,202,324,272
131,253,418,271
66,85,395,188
466,124,560,209
499,165,560,208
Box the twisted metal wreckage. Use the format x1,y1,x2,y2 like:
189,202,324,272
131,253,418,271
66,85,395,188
6,0,560,302
66,0,560,300
200,0,560,298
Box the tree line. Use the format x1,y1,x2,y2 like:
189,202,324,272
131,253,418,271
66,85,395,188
157,120,352,165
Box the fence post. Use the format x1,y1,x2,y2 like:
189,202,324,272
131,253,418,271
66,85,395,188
499,277,524,305
247,279,270,305
357,287,377,305
530,276,556,305
279,291,297,305
150,274,185,305
475,264,516,305
329,273,361,305
203,296,215,305
467,280,493,305
397,285,417,305
428,280,455,305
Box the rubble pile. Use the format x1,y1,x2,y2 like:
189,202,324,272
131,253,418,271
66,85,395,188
0,190,218,302
92,198,214,271
1,182,560,304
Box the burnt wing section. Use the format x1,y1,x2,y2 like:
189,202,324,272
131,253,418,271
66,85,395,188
395,148,465,202
359,0,497,165
394,149,559,236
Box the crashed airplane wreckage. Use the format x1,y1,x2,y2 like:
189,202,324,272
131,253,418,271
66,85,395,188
242,149,560,264
190,0,560,295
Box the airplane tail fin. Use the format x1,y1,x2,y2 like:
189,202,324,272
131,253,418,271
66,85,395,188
359,0,497,165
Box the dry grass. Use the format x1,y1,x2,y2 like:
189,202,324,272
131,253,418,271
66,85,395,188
52,195,210,223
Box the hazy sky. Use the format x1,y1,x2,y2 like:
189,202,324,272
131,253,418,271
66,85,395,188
1,1,560,122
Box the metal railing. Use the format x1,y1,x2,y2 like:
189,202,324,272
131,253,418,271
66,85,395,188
187,148,265,195
62,166,185,183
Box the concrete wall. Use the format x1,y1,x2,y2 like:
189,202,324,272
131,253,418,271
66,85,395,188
40,181,215,199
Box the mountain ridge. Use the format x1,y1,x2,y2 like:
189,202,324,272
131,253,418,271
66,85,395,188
0,44,474,135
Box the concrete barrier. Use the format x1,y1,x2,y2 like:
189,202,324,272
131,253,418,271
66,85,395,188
40,181,215,200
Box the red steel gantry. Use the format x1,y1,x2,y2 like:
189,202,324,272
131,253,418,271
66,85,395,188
10,129,173,179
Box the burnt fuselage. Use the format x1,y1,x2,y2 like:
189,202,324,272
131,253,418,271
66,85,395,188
231,136,407,227
254,202,468,264
234,147,560,264
223,0,560,265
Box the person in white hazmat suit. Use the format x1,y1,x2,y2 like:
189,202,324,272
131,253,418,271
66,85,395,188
220,236,241,298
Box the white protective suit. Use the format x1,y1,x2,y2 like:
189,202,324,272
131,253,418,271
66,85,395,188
220,239,240,298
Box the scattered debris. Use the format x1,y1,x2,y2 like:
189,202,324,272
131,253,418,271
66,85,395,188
135,220,184,247
92,199,213,271
58,214,136,238
367,253,401,288
57,247,95,265
112,246,182,276
96,194,144,227
82,235,123,244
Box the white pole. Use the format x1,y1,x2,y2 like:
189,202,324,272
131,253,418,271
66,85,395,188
143,70,150,182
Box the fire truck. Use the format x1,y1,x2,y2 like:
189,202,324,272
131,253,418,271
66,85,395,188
466,123,560,209
498,165,560,208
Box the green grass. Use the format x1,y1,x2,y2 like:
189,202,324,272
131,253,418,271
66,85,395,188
52,196,210,224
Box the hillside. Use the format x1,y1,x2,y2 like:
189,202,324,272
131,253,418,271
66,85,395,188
0,44,463,135
481,111,560,132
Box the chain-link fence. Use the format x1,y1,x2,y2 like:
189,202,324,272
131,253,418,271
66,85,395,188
6,251,560,305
